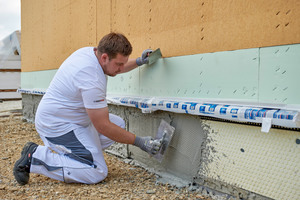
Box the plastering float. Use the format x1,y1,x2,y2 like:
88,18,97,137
153,119,175,162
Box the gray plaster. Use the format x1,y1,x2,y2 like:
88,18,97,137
22,94,42,123
108,105,207,181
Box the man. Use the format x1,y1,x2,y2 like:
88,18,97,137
13,32,162,185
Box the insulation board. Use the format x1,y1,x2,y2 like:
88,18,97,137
202,120,300,200
259,44,300,105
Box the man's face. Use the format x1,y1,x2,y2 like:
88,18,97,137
101,53,128,77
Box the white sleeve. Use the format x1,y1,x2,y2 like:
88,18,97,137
81,87,107,109
74,67,107,109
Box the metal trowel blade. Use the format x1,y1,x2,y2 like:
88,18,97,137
153,120,175,162
148,48,162,65
159,131,168,155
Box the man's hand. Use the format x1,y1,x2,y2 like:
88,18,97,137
134,136,162,155
136,49,153,66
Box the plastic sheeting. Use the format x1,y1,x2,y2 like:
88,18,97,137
17,88,46,95
17,89,300,130
0,31,21,57
107,95,300,130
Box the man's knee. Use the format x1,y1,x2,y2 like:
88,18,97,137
87,167,108,184
109,114,125,129
118,119,125,129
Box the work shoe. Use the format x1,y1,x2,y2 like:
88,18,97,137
13,142,38,185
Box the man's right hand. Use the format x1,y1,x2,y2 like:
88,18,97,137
136,49,153,66
134,136,162,155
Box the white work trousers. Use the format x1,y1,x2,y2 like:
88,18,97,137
30,114,125,184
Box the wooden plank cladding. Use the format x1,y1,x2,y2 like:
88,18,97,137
0,89,18,92
0,69,21,72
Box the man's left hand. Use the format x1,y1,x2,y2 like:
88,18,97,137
136,49,153,66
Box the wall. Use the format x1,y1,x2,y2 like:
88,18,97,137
21,95,300,200
107,105,300,200
200,120,300,200
107,44,300,106
20,1,300,199
20,43,300,107
21,0,300,72
21,0,98,72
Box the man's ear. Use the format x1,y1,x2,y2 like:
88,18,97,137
101,53,109,63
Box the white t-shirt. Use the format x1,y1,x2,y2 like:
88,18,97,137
35,47,107,136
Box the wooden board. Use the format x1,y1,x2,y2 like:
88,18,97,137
21,0,300,72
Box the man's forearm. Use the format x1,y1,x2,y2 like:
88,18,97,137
99,121,136,144
86,107,136,144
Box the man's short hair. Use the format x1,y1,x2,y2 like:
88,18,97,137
97,32,132,59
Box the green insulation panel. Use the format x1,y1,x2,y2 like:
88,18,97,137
21,44,300,106
21,70,57,90
107,66,140,96
108,44,299,106
259,44,300,105
139,48,259,100
109,48,259,101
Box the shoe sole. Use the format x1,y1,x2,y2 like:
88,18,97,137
13,142,37,185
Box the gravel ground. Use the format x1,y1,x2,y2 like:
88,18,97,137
0,111,210,200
